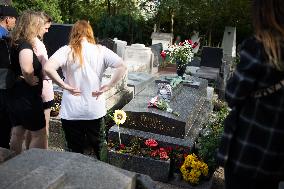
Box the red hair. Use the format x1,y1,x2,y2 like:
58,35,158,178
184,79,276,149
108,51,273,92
69,20,96,65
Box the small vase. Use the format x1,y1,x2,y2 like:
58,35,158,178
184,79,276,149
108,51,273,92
176,60,186,77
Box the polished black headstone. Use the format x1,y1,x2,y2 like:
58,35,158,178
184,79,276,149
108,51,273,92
97,38,117,53
122,75,209,139
43,24,73,57
43,24,73,79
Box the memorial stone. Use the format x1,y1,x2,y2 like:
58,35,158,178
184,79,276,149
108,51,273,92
98,38,117,53
221,26,236,58
124,44,154,73
44,24,73,57
44,24,73,79
114,38,127,58
0,149,137,189
190,31,200,54
150,43,163,74
109,75,211,148
151,32,174,50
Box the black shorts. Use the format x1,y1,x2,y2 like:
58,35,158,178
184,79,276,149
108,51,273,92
7,82,45,131
43,100,54,110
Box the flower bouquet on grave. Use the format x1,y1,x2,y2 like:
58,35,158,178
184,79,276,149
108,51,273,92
108,137,170,161
147,96,180,116
180,153,209,185
160,39,197,76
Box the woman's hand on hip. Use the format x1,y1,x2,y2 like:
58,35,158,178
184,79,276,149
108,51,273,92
62,83,81,96
92,84,111,99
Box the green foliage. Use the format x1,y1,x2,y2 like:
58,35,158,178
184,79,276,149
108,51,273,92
96,13,152,44
58,0,105,24
13,0,62,23
196,99,229,172
12,0,252,47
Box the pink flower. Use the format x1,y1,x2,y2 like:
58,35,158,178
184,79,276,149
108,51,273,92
145,139,158,148
178,42,184,46
160,50,167,60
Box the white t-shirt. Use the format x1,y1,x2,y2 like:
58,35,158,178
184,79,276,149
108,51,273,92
49,39,122,120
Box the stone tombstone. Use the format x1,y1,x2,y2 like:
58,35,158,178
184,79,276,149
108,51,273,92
150,43,163,68
0,149,137,189
221,26,236,58
190,31,200,54
44,24,73,57
0,0,12,5
127,72,155,95
44,24,73,79
113,38,127,58
124,44,154,73
109,75,211,148
102,67,132,110
98,38,117,53
151,32,174,50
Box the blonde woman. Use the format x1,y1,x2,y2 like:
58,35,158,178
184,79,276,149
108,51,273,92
25,12,53,149
45,20,127,161
8,10,47,154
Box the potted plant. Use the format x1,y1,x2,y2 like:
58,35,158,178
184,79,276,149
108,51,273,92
161,40,197,76
196,98,229,173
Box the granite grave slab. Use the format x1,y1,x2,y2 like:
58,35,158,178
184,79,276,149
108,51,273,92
121,75,209,139
127,72,155,95
0,149,136,189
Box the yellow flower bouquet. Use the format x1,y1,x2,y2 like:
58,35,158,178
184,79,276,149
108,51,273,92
180,153,208,185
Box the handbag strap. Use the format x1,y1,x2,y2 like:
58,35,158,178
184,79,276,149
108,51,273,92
252,79,284,98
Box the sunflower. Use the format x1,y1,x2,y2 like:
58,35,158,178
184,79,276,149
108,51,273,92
113,110,127,125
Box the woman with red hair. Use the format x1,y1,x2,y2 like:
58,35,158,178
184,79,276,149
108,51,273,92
45,20,127,161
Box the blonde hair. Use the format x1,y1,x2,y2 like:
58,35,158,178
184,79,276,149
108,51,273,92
11,10,44,47
69,20,96,66
38,11,52,24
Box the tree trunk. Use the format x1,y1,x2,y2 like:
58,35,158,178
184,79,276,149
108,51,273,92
106,0,111,16
170,10,174,34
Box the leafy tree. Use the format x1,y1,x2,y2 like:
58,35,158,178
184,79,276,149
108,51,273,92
12,0,62,23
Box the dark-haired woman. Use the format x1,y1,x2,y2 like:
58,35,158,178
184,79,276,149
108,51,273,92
217,0,284,189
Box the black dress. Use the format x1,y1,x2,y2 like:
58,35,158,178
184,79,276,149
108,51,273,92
8,39,45,131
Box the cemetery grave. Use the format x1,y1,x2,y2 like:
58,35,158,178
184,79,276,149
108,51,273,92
0,26,236,188
108,74,213,184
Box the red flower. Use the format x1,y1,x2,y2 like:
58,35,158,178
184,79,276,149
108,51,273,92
185,39,193,45
150,149,159,157
159,151,169,160
119,144,126,149
178,42,184,46
192,42,199,49
160,50,167,60
164,146,173,152
145,139,158,148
